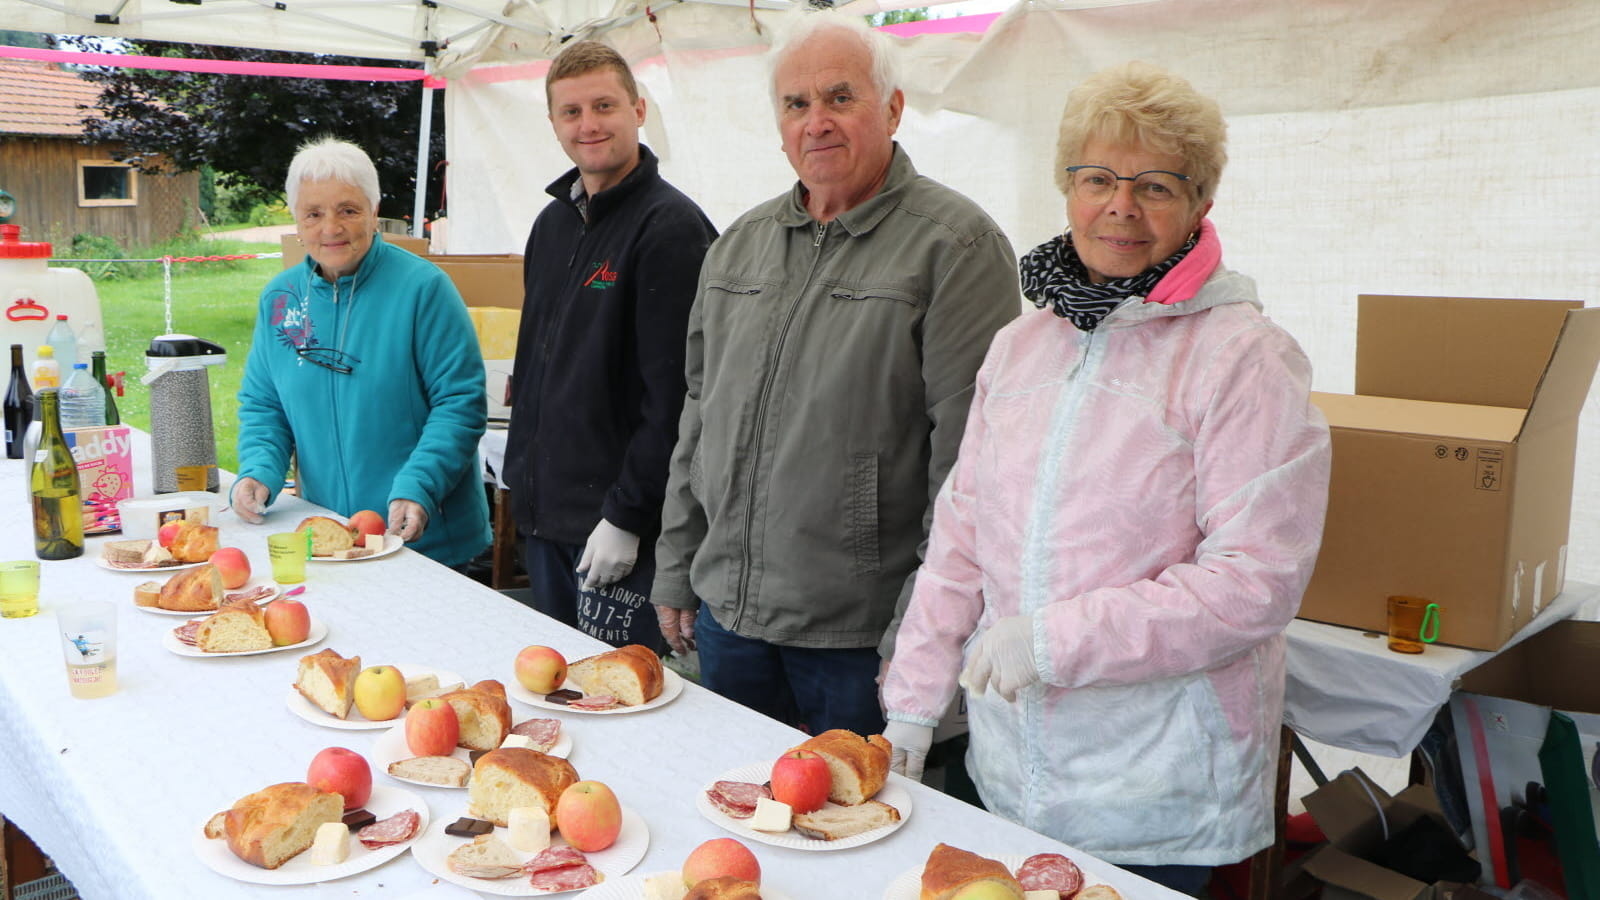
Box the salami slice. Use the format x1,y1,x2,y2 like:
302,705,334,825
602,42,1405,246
224,585,276,605
528,863,601,891
706,781,771,819
523,844,588,873
1017,852,1084,897
356,809,422,848
174,621,200,645
510,718,562,752
568,694,621,711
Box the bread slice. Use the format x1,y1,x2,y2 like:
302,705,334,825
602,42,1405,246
204,811,228,839
791,729,891,805
466,748,578,827
442,680,513,750
194,599,272,652
565,644,664,707
102,539,151,564
446,833,523,879
134,581,162,607
1075,887,1123,900
222,782,344,869
791,800,900,841
297,516,355,556
388,756,470,787
159,564,224,612
295,649,359,719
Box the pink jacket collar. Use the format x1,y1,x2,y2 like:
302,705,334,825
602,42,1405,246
1145,218,1220,306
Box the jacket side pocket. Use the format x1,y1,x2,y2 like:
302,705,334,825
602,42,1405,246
848,452,880,577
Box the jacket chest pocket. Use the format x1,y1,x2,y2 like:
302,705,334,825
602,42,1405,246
827,285,922,309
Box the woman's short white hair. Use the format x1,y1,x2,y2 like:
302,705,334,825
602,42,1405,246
767,10,901,112
285,136,381,213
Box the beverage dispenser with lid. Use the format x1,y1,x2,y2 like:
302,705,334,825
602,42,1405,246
142,335,226,493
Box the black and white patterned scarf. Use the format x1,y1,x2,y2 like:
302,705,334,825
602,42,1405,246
1019,232,1196,332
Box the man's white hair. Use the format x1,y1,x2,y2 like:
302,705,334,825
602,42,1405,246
767,10,901,113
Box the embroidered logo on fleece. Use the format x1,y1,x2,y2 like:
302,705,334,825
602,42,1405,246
583,260,620,290
268,290,317,349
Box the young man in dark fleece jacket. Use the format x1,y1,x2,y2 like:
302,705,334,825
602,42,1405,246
504,41,716,650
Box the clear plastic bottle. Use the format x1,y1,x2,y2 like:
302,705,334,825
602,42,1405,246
46,314,78,370
32,345,60,389
60,362,106,429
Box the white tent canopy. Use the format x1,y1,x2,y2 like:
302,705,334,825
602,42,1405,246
5,0,1600,585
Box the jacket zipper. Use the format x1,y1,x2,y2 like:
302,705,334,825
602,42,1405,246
732,220,829,629
327,276,352,511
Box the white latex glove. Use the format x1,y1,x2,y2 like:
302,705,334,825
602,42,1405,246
654,605,697,656
884,720,934,782
229,477,269,524
577,519,639,589
387,499,428,543
958,614,1041,702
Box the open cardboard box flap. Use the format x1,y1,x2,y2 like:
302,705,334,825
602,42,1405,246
1301,769,1453,900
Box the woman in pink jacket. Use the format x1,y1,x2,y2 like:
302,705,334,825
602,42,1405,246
881,62,1332,896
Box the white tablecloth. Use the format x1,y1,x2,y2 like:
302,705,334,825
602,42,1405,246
0,438,1182,900
1282,581,1600,756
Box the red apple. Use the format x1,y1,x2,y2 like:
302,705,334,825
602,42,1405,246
157,521,184,548
514,645,567,694
209,547,252,589
348,509,386,540
770,749,831,814
405,698,460,756
554,780,622,852
682,837,760,887
307,747,371,810
353,665,407,721
262,597,310,646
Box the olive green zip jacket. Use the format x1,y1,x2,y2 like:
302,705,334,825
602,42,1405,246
652,146,1018,655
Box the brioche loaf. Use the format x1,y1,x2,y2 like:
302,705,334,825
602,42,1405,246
220,782,344,869
565,644,664,707
685,876,763,899
295,649,359,718
194,598,272,652
442,680,513,750
790,729,891,805
920,844,1024,900
158,564,225,612
168,520,220,563
466,748,578,827
296,516,355,556
791,800,900,841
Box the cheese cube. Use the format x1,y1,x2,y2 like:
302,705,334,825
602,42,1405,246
507,806,551,854
641,870,686,900
404,673,440,702
1023,892,1061,900
499,733,537,750
310,821,349,865
364,533,385,551
749,797,793,833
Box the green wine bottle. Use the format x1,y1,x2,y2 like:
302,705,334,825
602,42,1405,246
91,350,120,426
31,388,85,560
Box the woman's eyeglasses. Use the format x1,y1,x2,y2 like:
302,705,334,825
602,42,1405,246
296,346,360,375
1064,165,1192,209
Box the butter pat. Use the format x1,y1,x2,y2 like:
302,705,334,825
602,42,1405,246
1024,892,1061,900
507,806,551,854
364,533,385,551
641,870,686,900
499,734,537,750
310,821,349,865
749,796,792,833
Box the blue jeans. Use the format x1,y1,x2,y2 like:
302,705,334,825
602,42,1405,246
520,536,665,653
1122,864,1212,897
694,605,886,736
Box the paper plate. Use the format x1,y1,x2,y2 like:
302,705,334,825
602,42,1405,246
881,852,1117,900
411,806,648,896
696,762,912,851
506,668,683,715
285,663,465,731
307,533,404,563
372,717,573,788
164,617,327,658
578,872,796,900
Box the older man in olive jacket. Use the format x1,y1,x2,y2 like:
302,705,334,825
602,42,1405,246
650,11,1018,736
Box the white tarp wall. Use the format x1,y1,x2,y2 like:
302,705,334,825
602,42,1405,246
443,0,1600,587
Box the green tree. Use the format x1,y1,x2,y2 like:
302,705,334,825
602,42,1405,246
866,8,931,26
0,31,50,48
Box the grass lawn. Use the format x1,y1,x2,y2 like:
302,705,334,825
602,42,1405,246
92,241,283,475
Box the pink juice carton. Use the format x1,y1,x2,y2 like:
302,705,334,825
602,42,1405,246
63,425,134,534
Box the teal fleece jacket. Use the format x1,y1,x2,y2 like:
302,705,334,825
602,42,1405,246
237,235,491,567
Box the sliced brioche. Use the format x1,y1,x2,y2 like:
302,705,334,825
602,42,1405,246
791,799,900,841
565,644,664,707
295,649,360,719
466,748,578,827
446,833,524,879
1075,887,1123,900
134,581,162,607
194,598,272,652
790,729,891,805
221,782,343,869
443,679,513,750
387,756,470,787
159,564,225,612
685,877,764,900
920,843,1023,900
204,810,228,839
102,538,151,564
297,516,355,556
169,520,220,563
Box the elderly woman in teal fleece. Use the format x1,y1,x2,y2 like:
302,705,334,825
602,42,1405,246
232,136,490,569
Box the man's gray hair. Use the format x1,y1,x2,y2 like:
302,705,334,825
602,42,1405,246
285,136,382,213
767,10,901,112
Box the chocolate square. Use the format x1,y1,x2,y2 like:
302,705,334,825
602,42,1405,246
545,688,583,705
444,816,494,837
341,809,377,831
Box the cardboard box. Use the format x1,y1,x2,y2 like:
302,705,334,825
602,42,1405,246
1299,295,1600,650
1450,620,1600,892
64,424,134,534
1300,770,1475,900
279,237,524,309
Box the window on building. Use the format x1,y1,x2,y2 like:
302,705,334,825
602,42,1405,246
78,161,138,207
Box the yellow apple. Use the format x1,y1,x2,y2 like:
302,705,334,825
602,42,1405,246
555,780,622,852
352,665,406,721
951,882,1024,900
514,645,567,694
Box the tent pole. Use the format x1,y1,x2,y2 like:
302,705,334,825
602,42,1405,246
412,74,434,239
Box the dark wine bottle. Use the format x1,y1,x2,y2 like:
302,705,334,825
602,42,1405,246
31,388,85,560
91,350,120,426
4,343,33,459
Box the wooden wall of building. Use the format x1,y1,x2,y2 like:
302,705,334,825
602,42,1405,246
0,137,200,251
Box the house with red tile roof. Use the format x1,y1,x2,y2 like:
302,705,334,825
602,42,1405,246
0,57,199,248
